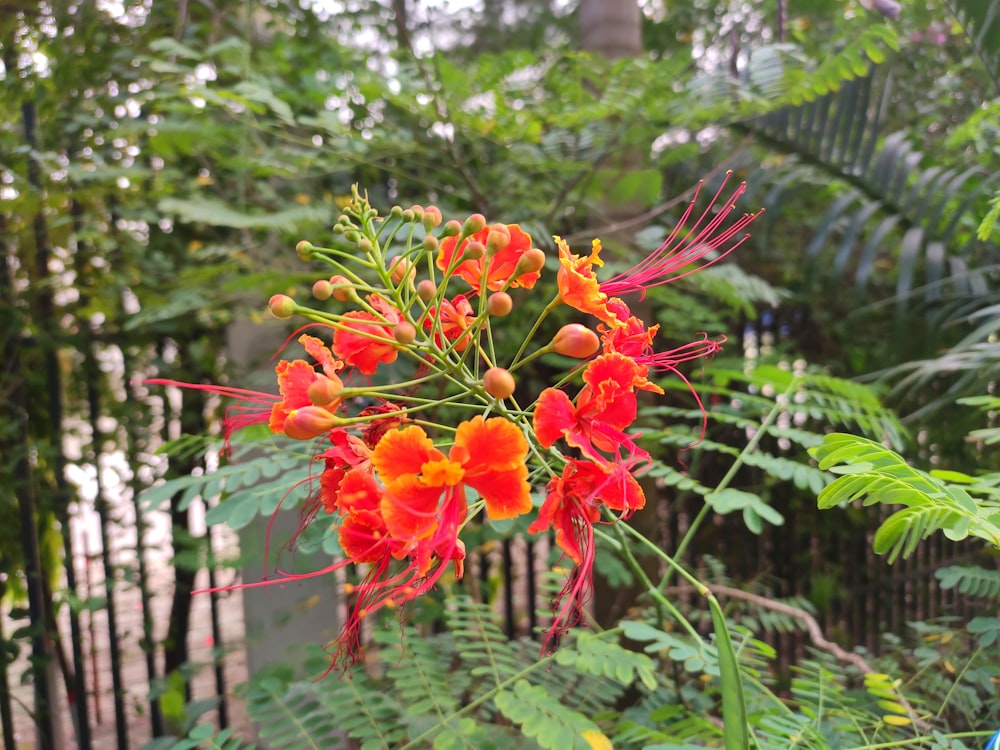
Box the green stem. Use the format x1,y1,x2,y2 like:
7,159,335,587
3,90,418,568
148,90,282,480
509,296,561,369
662,377,799,590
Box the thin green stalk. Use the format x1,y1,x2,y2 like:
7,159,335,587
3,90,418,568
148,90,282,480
662,377,799,590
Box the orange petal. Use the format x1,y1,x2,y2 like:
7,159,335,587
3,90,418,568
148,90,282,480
336,468,382,514
372,425,442,485
380,475,443,541
465,465,531,520
453,416,527,474
339,510,389,563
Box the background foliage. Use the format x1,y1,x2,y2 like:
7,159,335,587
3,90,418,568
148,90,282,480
1,0,999,747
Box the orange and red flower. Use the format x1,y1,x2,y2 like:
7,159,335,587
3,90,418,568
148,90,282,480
423,294,476,352
332,295,404,375
534,352,644,459
437,223,539,293
528,459,645,650
372,416,532,543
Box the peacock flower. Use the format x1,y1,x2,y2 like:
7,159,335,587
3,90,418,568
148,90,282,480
372,416,532,543
599,175,761,299
534,353,643,458
527,459,645,650
332,295,404,375
437,223,539,293
423,294,476,352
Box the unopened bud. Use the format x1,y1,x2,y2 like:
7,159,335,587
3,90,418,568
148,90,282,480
393,321,417,345
462,241,486,261
312,279,333,301
329,275,354,302
401,209,415,223
442,219,462,237
358,238,373,255
483,367,516,400
389,256,415,285
307,374,343,406
390,205,403,217
518,248,546,275
552,323,599,359
417,279,437,301
423,206,443,230
408,204,425,223
268,294,296,318
283,405,338,440
486,224,510,255
463,213,487,235
296,240,314,261
487,292,513,317
423,235,439,253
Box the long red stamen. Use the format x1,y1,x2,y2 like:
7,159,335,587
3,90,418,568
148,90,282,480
600,174,762,298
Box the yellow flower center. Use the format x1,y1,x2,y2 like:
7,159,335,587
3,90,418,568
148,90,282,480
420,459,465,487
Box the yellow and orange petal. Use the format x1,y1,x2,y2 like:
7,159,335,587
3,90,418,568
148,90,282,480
372,425,443,485
555,237,626,328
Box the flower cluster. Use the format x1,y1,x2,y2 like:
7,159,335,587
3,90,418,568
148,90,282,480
149,177,759,669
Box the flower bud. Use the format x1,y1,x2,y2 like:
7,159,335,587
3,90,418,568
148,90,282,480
552,323,599,359
307,374,343,406
517,248,546,275
283,405,338,440
358,238,373,255
393,321,417,345
486,224,510,255
401,209,415,223
390,205,403,217
462,241,486,261
328,275,354,302
441,219,462,237
344,229,361,244
268,294,296,318
483,367,516,400
423,235,439,253
408,204,425,223
296,240,314,261
312,279,333,301
389,256,415,285
423,206,443,230
416,279,437,301
463,213,487,235
487,292,512,317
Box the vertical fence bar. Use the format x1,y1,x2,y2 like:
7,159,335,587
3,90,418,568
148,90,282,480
0,585,17,750
89,382,130,750
206,549,229,729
